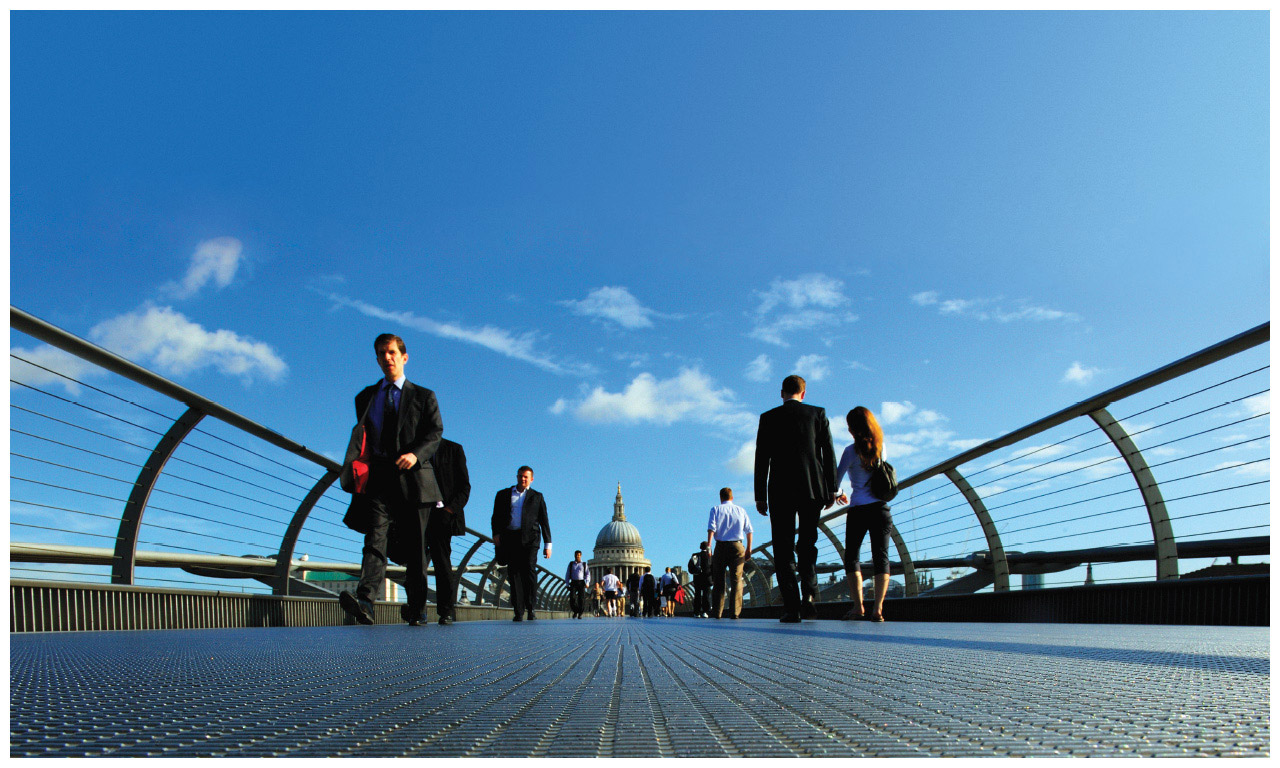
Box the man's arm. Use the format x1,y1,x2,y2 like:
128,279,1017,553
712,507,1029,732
706,530,715,554
398,387,443,470
449,443,471,511
491,489,504,545
744,532,753,562
537,493,552,558
753,414,770,515
816,407,837,505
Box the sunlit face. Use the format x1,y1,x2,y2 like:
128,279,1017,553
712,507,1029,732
376,341,408,382
515,469,533,491
574,552,582,562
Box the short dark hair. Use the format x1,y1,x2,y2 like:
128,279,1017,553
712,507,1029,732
574,549,582,556
374,334,406,354
644,566,651,573
782,375,806,397
719,487,732,502
517,465,534,476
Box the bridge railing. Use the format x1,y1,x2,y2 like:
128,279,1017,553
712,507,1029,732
9,306,569,622
744,323,1269,607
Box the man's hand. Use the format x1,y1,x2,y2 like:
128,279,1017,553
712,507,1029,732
543,546,552,559
493,534,500,547
442,506,454,516
395,453,418,470
756,502,768,516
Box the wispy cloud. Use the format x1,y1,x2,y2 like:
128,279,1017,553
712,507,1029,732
1062,362,1100,385
161,237,244,299
750,273,857,346
323,292,594,377
555,368,757,439
744,354,772,383
912,290,1079,323
90,305,287,384
560,286,669,329
726,439,756,474
793,354,829,382
10,345,100,395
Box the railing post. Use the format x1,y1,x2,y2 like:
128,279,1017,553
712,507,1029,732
943,468,1009,592
1089,408,1178,580
274,469,340,595
113,407,205,585
888,525,920,597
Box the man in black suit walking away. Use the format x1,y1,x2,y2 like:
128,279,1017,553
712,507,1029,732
341,333,444,626
424,438,469,625
754,374,837,623
491,466,552,622
640,566,658,617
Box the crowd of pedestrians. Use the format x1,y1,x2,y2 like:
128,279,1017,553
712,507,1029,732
338,334,893,627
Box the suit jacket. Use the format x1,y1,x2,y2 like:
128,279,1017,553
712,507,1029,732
754,399,837,507
431,439,471,536
626,572,641,595
641,573,657,597
355,379,444,505
491,487,551,548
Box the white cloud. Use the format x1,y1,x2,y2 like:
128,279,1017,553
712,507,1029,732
161,237,244,299
726,440,756,474
880,401,916,426
793,354,829,382
89,306,287,384
750,274,857,346
848,360,872,372
570,368,743,427
324,292,594,377
10,345,100,395
1062,362,1100,385
1241,393,1269,417
744,354,772,383
560,286,661,329
912,290,1080,323
1213,460,1270,478
549,399,568,415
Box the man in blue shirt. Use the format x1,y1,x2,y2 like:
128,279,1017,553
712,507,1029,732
706,487,753,620
564,550,589,619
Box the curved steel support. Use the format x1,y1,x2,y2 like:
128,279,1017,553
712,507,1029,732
888,524,919,597
943,468,1009,592
274,469,341,595
819,520,845,562
476,559,502,606
744,558,771,608
113,407,206,585
1089,407,1178,580
456,538,485,575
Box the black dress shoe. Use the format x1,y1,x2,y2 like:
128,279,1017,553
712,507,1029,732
438,615,454,626
779,612,802,624
513,614,523,622
400,605,426,626
341,592,374,625
526,611,537,621
801,599,818,620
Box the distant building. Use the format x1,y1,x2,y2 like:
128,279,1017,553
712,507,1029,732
1022,573,1045,590
304,571,398,602
588,484,651,585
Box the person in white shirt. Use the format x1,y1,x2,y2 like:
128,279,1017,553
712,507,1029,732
564,550,590,619
600,568,621,617
834,407,893,622
705,487,753,620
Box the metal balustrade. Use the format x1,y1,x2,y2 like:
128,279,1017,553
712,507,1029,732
742,322,1269,610
10,306,569,630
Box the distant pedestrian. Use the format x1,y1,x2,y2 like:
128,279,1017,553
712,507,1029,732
641,567,658,617
491,466,552,622
836,407,894,622
626,571,642,617
659,567,678,617
565,550,590,619
707,487,753,620
688,542,711,617
601,568,620,617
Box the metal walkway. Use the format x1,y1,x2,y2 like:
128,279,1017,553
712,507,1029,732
10,618,1269,757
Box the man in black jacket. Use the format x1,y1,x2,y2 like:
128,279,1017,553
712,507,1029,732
688,542,711,617
640,567,658,617
754,374,837,623
424,438,469,625
340,333,443,627
625,571,642,617
491,466,552,621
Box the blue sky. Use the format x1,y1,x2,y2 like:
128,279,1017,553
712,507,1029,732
9,11,1269,589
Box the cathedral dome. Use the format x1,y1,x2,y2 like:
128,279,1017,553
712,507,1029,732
595,519,643,549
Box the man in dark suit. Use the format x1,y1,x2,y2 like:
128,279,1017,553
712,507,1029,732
424,438,469,625
640,567,658,617
340,333,444,627
491,465,552,622
754,374,837,623
625,570,642,617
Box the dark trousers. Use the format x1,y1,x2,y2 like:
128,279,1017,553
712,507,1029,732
642,588,658,617
569,580,586,616
424,514,455,618
845,502,894,575
499,533,538,616
769,498,823,612
693,578,711,615
358,465,428,613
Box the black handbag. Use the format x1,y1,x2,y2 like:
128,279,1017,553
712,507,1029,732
343,494,375,534
868,459,898,502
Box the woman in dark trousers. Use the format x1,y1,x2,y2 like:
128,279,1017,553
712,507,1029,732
834,406,892,622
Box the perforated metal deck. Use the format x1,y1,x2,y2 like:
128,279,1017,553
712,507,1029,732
10,618,1269,757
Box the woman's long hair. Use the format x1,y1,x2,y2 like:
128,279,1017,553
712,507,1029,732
847,406,884,470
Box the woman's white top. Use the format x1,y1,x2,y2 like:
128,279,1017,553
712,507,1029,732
837,443,887,507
